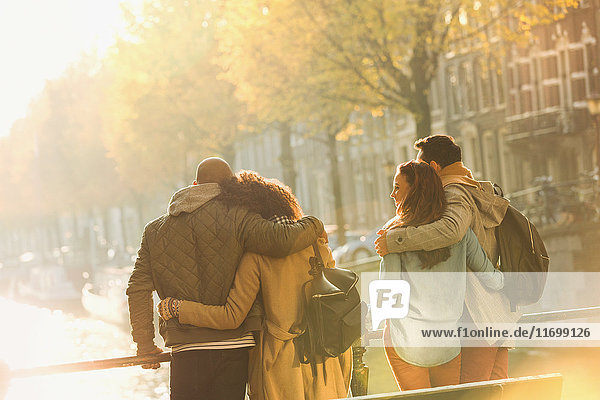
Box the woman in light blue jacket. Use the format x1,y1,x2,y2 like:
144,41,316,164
379,160,504,390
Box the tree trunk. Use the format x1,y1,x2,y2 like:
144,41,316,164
71,212,81,266
119,204,129,252
53,216,62,252
410,31,433,139
279,122,297,192
411,67,432,139
133,192,146,236
88,210,97,278
102,207,112,250
414,97,432,139
327,133,347,246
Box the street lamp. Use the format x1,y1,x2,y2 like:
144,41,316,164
586,93,600,173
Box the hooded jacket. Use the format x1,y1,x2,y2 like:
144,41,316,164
127,184,324,352
386,162,520,327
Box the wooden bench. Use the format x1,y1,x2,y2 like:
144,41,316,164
341,374,563,400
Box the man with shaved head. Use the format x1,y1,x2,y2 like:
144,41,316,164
127,157,324,399
194,157,234,185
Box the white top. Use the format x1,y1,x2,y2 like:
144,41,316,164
380,228,504,367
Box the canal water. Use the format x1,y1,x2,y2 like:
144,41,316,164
2,297,600,399
0,297,169,400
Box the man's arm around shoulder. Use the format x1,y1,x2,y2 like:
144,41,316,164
385,184,474,253
238,212,324,257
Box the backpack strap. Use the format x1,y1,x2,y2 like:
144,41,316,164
295,245,320,366
309,242,325,276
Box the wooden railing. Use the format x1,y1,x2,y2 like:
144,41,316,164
8,352,173,379
341,374,563,400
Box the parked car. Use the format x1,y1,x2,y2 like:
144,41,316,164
332,229,380,265
327,231,361,251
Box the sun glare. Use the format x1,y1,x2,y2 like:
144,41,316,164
0,0,141,138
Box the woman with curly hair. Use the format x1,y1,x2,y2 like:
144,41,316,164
379,160,504,390
158,171,352,400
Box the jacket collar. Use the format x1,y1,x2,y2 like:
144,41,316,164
167,183,221,216
439,161,481,189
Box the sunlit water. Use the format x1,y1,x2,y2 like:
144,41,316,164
0,297,169,400
2,297,599,399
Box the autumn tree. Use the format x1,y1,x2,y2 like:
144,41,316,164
216,1,371,243
104,0,246,209
0,57,119,218
0,56,123,262
220,0,576,139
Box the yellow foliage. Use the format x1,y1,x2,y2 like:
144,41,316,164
103,0,246,190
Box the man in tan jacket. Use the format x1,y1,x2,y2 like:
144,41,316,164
375,135,519,383
127,157,325,400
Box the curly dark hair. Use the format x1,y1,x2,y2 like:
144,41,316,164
217,170,303,221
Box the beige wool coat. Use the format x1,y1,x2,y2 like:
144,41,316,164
179,238,353,400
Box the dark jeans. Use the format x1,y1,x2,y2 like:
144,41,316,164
170,348,249,400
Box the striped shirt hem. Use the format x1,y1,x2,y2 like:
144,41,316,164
171,334,255,352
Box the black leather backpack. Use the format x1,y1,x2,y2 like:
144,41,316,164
494,184,550,311
294,243,365,377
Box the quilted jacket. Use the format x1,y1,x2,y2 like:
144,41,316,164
127,183,324,352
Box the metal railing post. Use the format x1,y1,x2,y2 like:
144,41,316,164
351,339,369,396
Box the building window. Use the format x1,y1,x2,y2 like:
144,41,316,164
544,85,561,108
518,62,531,85
569,48,585,72
541,54,561,109
469,136,483,178
509,92,518,115
460,125,483,178
447,66,461,116
482,131,500,183
517,61,535,113
476,58,493,109
491,56,505,106
460,62,477,113
569,47,587,103
571,79,587,103
520,91,533,113
541,55,559,80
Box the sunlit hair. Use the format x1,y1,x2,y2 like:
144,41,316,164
389,160,450,269
217,170,303,221
396,160,447,226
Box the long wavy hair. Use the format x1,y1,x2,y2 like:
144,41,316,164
217,170,303,221
388,160,451,269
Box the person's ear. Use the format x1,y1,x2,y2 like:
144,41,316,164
429,161,442,172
